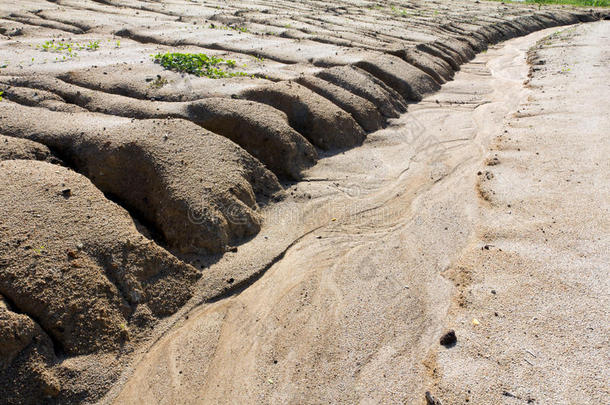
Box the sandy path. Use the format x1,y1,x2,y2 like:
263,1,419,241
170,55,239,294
429,21,610,404
104,21,609,404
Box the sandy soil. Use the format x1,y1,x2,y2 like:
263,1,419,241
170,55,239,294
108,21,609,405
430,21,610,405
1,1,608,403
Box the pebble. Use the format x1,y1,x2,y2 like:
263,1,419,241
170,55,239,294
440,329,457,347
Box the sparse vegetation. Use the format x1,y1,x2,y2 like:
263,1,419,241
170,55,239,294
149,75,169,89
37,39,103,60
152,52,250,78
86,40,100,51
0,91,3,101
209,23,248,32
390,5,410,16
40,40,75,53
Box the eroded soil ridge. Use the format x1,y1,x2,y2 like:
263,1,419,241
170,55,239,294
0,0,605,403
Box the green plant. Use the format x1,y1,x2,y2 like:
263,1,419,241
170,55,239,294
149,75,169,89
38,40,83,59
86,40,100,51
40,40,74,53
38,39,101,57
209,23,248,32
152,52,250,78
0,91,3,101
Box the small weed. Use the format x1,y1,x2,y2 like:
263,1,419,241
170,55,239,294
149,75,169,89
33,245,46,255
0,91,3,101
209,23,248,33
152,52,250,78
86,40,100,51
115,40,121,48
38,39,102,61
40,40,76,53
119,322,130,340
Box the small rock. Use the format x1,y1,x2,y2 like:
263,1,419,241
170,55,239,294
440,330,457,347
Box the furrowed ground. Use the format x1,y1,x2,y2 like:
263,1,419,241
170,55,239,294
0,1,607,403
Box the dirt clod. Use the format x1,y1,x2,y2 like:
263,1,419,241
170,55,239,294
440,330,458,347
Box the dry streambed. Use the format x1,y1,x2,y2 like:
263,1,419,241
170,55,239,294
0,1,607,403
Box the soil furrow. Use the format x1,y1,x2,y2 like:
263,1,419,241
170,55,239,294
0,1,607,403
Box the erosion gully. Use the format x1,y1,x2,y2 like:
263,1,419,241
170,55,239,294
103,25,565,405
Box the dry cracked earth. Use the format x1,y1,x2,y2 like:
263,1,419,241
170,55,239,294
0,1,608,404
